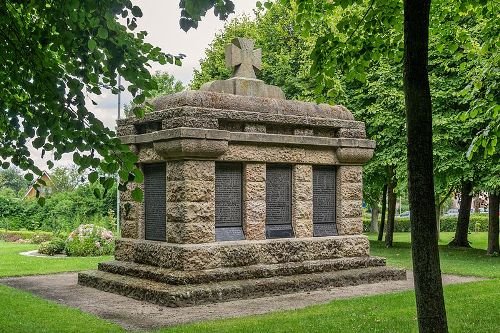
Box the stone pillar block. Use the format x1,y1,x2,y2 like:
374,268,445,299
292,164,313,238
166,160,215,244
243,163,266,240
336,166,363,235
119,181,144,239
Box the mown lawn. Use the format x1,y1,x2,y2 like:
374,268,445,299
368,232,499,278
0,241,112,277
0,233,498,333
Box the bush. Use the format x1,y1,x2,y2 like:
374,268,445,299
65,224,114,257
38,238,66,256
363,214,489,233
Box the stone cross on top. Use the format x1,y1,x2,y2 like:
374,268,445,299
225,37,262,79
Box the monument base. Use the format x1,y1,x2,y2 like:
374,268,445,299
78,236,405,307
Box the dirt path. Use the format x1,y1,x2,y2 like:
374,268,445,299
0,271,484,331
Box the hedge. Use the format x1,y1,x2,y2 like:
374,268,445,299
0,229,54,243
363,214,489,233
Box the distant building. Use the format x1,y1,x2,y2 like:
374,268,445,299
24,171,52,199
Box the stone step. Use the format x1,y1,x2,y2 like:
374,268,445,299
98,256,387,285
78,266,406,307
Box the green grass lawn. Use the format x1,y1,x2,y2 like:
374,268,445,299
0,241,112,277
0,233,499,333
368,232,499,278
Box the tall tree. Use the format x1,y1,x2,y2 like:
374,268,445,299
404,1,447,329
50,166,83,194
0,166,28,195
124,71,185,117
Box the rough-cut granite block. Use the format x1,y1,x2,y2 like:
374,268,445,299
114,235,371,271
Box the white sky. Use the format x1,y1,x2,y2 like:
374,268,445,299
30,0,257,169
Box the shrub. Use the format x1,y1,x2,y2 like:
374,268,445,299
65,224,114,257
38,238,66,256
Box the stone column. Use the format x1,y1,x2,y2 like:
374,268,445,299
243,163,266,240
166,160,215,244
336,166,363,235
292,164,313,238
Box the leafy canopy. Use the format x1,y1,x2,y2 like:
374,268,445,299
0,0,186,203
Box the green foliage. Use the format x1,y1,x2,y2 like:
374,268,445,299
290,0,499,157
0,0,193,204
124,71,185,117
38,238,66,256
179,0,235,31
0,167,29,195
0,183,116,233
50,166,83,193
65,224,114,257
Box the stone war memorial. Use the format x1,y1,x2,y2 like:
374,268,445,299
78,38,406,307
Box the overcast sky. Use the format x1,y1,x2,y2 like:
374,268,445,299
31,0,257,169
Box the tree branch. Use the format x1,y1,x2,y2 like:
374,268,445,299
345,0,375,44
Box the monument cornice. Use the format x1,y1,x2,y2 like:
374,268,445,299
120,127,375,149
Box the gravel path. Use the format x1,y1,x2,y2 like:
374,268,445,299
0,271,484,331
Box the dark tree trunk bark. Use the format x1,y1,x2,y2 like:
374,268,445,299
378,184,387,241
385,178,397,247
404,0,448,331
370,204,379,233
449,181,473,247
487,193,499,255
435,203,441,239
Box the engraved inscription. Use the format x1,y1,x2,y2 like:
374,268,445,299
266,164,294,238
313,166,338,236
144,163,166,241
215,163,244,241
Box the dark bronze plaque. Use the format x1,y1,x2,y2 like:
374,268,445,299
313,166,338,237
144,163,166,241
266,164,294,239
215,163,244,241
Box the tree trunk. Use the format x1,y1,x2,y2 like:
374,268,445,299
435,203,441,240
385,178,397,247
378,184,387,241
487,193,499,255
435,188,453,241
449,180,473,247
404,0,448,331
370,204,379,233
